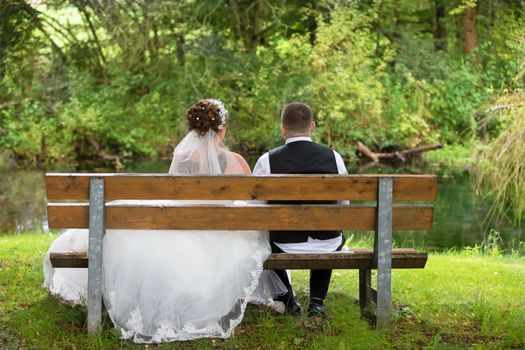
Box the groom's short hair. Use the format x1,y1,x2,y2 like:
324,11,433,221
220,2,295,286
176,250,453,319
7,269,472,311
281,102,313,132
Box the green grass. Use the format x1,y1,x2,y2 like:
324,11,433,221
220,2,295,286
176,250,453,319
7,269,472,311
1,232,524,349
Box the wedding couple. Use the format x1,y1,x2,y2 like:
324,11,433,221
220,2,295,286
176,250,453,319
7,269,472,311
43,99,348,343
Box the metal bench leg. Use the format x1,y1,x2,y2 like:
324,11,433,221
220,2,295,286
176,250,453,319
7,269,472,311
87,178,105,334
359,268,372,309
375,177,393,330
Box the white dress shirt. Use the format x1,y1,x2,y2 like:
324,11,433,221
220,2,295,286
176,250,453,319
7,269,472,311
253,136,349,253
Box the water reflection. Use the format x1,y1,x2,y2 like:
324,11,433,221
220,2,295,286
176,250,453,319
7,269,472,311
398,173,523,251
0,160,522,251
353,163,524,251
0,171,48,233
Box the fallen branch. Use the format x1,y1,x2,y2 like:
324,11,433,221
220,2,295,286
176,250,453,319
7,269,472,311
484,102,524,114
86,136,123,169
357,142,381,162
46,83,69,93
478,102,525,129
357,141,443,162
0,101,19,110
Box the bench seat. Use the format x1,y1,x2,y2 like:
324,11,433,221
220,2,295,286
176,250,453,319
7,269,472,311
50,248,427,270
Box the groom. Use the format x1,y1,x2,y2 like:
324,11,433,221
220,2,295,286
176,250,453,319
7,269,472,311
253,102,348,317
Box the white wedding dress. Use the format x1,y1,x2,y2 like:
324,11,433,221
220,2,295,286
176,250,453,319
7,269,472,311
43,130,285,343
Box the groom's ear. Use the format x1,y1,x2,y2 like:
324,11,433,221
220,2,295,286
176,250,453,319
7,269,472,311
280,124,287,139
310,121,316,133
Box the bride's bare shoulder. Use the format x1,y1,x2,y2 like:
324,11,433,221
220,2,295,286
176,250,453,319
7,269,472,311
229,152,252,175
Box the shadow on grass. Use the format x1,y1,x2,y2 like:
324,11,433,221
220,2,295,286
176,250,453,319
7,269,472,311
14,294,391,350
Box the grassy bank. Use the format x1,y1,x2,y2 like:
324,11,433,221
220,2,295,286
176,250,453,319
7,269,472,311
1,233,524,349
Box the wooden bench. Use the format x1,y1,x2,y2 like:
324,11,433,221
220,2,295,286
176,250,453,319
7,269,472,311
46,173,436,333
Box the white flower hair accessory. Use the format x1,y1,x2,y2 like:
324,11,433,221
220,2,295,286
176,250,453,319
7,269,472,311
208,99,228,129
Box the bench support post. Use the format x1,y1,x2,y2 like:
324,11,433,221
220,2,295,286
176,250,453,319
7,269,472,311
374,177,393,330
87,177,105,334
359,268,373,309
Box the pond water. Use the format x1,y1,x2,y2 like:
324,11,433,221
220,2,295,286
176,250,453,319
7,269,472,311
0,160,523,252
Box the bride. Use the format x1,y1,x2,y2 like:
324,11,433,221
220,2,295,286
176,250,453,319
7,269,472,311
43,99,285,343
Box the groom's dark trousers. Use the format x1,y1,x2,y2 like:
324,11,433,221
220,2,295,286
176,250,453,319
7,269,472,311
266,140,346,300
270,237,345,299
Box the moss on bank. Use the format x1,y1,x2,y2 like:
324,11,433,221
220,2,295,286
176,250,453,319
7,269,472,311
1,233,524,349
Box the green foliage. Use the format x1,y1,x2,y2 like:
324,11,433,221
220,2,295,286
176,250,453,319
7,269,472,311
308,3,386,157
427,61,485,142
472,34,525,223
460,230,525,257
449,0,478,15
473,99,525,224
421,141,475,169
0,1,524,167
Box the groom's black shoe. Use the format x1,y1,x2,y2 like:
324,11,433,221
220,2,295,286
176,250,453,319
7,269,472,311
275,293,302,316
284,297,302,316
307,300,326,318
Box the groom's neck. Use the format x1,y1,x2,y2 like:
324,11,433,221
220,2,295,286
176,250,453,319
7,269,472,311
285,133,311,140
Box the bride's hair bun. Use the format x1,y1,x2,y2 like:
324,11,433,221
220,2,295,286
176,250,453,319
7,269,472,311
187,99,228,136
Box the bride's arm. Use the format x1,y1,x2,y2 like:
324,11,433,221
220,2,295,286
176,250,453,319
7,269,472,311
230,152,252,175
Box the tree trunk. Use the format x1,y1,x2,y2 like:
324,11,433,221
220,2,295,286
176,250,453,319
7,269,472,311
176,32,185,67
0,47,4,81
228,0,266,51
307,0,317,45
78,5,106,76
461,5,478,54
434,0,447,51
250,0,264,50
21,2,67,63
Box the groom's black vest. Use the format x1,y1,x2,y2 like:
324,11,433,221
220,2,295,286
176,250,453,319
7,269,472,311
268,140,342,244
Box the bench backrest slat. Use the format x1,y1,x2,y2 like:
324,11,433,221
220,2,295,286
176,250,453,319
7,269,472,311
47,203,434,231
45,174,438,201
